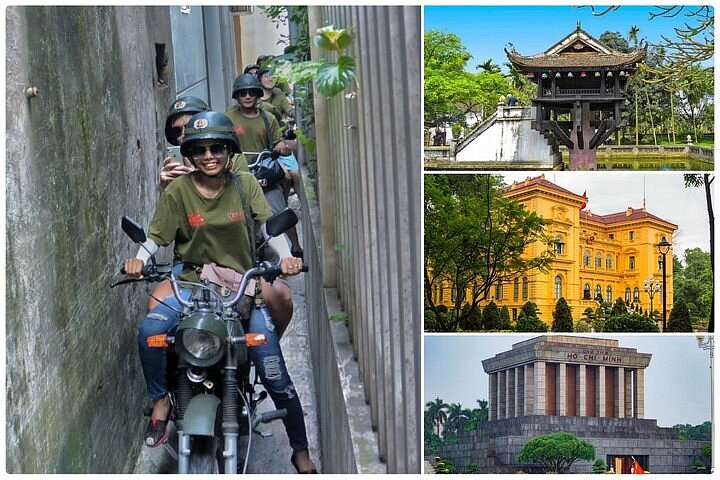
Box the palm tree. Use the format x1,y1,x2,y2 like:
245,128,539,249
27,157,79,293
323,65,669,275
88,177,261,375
628,25,640,48
425,397,449,436
446,403,469,437
477,58,501,74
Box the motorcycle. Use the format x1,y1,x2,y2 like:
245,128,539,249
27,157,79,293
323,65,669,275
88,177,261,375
111,208,304,474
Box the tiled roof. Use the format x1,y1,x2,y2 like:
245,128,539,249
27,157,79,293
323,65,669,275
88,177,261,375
581,209,677,228
506,26,646,70
504,175,586,203
507,50,646,69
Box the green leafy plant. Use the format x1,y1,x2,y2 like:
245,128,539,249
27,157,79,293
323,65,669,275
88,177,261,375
329,311,349,322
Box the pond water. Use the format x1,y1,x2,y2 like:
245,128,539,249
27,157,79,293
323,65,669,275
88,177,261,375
570,154,713,171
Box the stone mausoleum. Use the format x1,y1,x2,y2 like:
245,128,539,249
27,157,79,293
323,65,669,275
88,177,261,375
438,336,710,474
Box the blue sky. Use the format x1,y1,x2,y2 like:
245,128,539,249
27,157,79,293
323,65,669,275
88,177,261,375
424,5,714,73
425,334,712,427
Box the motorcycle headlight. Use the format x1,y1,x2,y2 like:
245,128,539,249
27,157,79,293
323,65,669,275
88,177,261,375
176,311,227,367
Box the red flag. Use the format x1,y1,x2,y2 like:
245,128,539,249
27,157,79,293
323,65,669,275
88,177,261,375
632,457,645,474
579,190,587,210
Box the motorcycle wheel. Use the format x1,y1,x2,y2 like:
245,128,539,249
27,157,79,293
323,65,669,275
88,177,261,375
187,436,220,474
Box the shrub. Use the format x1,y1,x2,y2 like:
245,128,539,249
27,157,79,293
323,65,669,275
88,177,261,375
667,297,693,332
500,305,511,330
481,301,501,330
603,312,660,332
552,297,574,332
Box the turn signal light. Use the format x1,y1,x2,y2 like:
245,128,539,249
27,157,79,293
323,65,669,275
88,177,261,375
245,333,267,347
147,334,169,348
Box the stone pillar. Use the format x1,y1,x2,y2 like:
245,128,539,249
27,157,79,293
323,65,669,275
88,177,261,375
524,364,534,416
596,365,606,417
577,364,587,417
634,368,645,418
489,373,497,421
615,367,625,418
506,368,515,418
498,370,506,419
534,361,546,415
624,370,633,418
515,366,524,418
557,363,567,416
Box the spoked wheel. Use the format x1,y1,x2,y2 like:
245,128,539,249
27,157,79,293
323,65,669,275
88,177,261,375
187,436,220,474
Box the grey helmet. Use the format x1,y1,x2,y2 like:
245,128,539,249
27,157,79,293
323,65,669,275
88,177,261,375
164,96,209,145
231,74,264,101
180,111,241,160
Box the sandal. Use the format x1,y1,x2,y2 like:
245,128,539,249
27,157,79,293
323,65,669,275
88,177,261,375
291,450,318,474
144,396,173,447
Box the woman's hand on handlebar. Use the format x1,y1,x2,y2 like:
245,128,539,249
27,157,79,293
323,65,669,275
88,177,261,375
279,257,304,277
124,258,145,278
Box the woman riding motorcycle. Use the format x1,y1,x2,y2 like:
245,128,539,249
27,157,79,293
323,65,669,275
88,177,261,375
123,111,317,473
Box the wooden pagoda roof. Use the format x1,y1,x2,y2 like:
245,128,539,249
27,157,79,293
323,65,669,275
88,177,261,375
506,23,646,70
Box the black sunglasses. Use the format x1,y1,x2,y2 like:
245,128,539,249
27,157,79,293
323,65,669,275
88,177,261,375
188,143,228,158
169,126,184,139
238,89,259,98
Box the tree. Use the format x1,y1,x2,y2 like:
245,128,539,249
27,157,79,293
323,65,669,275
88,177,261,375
667,297,693,332
518,432,596,474
610,297,628,317
500,305,511,330
477,58,501,74
481,301,501,330
516,301,548,332
445,403,469,439
425,397,449,436
685,174,714,332
458,303,482,331
552,298,574,332
603,312,660,332
425,175,554,332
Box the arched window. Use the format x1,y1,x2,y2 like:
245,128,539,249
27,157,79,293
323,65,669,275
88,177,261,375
629,256,636,270
606,286,613,303
583,283,591,300
554,236,565,255
625,287,631,303
633,287,640,303
595,252,602,268
583,250,591,267
595,284,602,301
451,285,457,302
522,277,528,299
495,280,503,300
439,285,445,303
554,276,563,299
513,278,519,299
658,255,664,271
606,254,613,270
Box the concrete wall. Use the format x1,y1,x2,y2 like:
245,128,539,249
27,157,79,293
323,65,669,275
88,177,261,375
6,6,174,472
455,106,558,165
305,5,421,474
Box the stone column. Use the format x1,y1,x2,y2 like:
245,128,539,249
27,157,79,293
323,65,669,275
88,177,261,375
534,361,546,415
489,372,497,421
615,367,625,418
524,364,534,416
515,366,523,418
506,368,515,418
596,365,606,417
557,363,567,416
498,370,506,419
577,364,586,417
633,368,645,418
624,370,633,418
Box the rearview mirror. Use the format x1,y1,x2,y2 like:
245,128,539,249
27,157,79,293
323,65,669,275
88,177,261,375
265,208,298,237
122,216,147,244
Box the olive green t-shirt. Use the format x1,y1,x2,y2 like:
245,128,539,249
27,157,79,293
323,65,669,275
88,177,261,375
230,152,249,173
148,171,271,279
267,87,292,118
258,101,283,124
225,106,282,157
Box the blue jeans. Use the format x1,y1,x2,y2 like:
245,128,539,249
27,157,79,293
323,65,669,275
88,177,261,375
137,289,309,452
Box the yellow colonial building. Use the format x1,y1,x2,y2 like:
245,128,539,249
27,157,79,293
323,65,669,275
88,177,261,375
433,175,676,325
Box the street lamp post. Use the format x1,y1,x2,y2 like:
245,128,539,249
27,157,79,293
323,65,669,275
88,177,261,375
657,236,671,332
643,275,661,323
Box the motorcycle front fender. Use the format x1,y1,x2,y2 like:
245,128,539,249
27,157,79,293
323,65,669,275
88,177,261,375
183,394,221,436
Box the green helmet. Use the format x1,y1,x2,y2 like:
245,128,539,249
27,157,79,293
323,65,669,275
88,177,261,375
243,64,260,75
232,74,264,100
180,111,241,159
164,96,209,145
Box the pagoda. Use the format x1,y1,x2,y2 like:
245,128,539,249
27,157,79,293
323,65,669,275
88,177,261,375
506,22,645,170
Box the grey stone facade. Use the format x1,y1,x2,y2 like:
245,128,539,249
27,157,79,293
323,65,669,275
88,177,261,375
438,336,710,474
